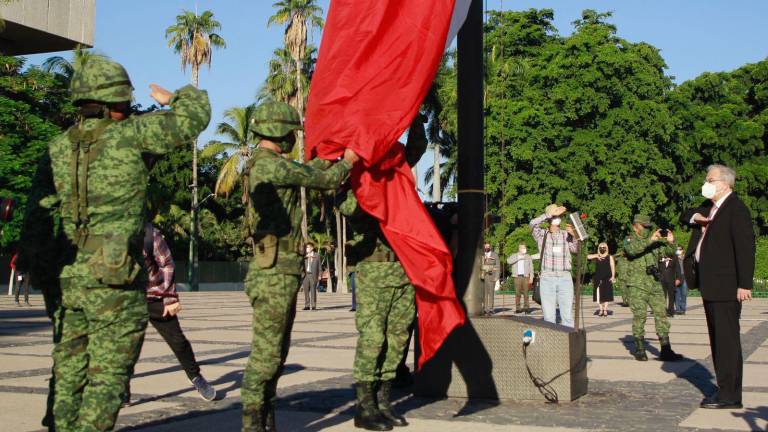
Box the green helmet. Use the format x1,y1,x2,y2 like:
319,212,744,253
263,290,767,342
252,101,302,153
70,56,133,105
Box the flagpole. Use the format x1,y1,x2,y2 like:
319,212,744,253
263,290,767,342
455,0,485,317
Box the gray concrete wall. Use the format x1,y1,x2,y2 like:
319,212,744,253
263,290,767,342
1,0,95,54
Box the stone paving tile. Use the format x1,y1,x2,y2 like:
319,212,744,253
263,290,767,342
746,346,768,363
1,292,766,431
679,392,768,431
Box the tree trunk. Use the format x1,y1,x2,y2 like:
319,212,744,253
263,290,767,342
295,56,310,245
433,143,442,202
334,209,342,293
188,65,200,291
340,215,348,293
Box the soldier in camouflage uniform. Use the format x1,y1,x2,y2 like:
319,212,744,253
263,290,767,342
623,215,684,362
16,154,64,431
242,101,358,432
340,117,427,431
21,55,211,431
613,251,629,307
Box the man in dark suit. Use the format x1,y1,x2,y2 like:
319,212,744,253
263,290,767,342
680,164,755,409
302,244,322,310
658,256,677,317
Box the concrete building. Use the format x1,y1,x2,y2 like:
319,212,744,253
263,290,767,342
0,0,95,55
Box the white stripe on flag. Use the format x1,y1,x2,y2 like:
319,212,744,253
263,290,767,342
445,0,472,49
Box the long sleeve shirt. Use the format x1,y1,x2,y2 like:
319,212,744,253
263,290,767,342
143,225,178,305
530,213,577,277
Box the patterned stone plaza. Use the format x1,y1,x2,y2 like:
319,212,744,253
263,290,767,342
1,292,766,431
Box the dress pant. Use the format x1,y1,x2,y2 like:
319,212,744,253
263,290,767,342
661,280,676,313
302,275,317,309
703,300,743,402
147,300,201,380
675,281,688,312
513,276,529,310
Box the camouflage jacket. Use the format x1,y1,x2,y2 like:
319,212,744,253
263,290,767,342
622,228,675,288
247,149,351,275
27,85,210,283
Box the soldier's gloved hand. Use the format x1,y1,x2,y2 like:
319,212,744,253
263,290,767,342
149,84,173,106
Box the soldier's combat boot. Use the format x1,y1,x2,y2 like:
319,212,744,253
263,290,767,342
658,335,684,361
264,402,276,432
633,337,648,361
377,380,408,427
354,381,392,431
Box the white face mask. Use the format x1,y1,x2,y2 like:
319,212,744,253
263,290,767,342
520,249,527,255
701,181,717,199
676,250,683,256
551,218,561,227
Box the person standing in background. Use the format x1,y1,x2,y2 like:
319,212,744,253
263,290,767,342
302,244,321,311
659,255,678,317
673,246,688,315
587,242,615,317
481,243,501,315
507,244,533,314
530,204,579,328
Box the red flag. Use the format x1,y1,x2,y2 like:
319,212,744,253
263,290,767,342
305,0,466,369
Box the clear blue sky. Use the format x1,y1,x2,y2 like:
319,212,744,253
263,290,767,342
23,0,768,197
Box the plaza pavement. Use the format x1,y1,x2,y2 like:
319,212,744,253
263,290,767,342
0,291,766,431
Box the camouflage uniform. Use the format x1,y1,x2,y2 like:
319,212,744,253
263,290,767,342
623,215,682,362
22,56,211,431
16,154,64,431
242,101,351,432
342,118,426,430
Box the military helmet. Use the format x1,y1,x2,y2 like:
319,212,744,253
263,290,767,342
70,56,133,105
633,214,652,227
252,101,302,152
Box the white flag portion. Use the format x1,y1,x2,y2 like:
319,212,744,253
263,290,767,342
445,0,473,49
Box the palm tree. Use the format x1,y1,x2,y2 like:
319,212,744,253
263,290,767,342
201,105,258,201
41,47,100,83
165,9,226,291
259,45,317,107
268,0,324,244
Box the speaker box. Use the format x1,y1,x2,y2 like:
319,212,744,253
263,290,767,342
414,315,588,401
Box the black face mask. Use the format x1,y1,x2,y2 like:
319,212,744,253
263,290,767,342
599,248,607,253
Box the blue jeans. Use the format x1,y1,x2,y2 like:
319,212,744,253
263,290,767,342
540,275,574,328
675,281,688,312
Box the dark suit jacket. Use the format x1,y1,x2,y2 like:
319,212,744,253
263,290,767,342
688,193,755,301
680,202,713,289
658,257,677,286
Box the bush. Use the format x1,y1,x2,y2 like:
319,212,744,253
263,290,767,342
755,236,768,280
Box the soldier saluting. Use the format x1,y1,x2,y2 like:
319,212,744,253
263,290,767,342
22,55,211,431
241,101,359,432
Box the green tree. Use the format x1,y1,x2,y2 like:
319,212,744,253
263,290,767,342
0,56,75,249
268,0,325,244
165,9,226,288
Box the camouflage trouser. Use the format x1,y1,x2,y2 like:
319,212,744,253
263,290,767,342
628,283,670,338
53,282,147,432
242,269,300,429
353,269,416,382
42,281,63,431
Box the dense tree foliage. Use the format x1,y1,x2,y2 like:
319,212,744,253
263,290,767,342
0,56,75,250
428,9,767,264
